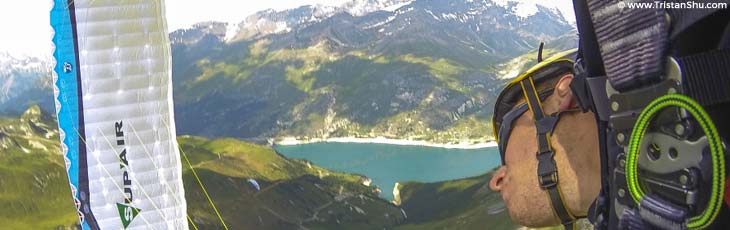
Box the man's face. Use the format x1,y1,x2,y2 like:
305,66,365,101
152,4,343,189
488,74,601,227
489,108,558,227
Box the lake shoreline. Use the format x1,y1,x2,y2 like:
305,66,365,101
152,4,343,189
272,136,497,149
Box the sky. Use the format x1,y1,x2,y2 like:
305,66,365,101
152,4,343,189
0,0,573,59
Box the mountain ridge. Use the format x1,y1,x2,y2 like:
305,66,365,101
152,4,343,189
170,0,577,143
0,53,54,116
1,0,578,143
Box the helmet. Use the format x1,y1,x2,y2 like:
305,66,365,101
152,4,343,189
492,48,577,164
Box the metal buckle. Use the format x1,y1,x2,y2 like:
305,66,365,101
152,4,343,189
537,151,559,189
539,173,559,189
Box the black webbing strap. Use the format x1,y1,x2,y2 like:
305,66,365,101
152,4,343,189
520,77,579,229
588,0,668,92
679,49,730,106
665,3,723,40
574,1,729,229
549,188,578,230
588,0,725,93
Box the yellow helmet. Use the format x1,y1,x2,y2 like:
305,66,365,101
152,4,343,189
492,48,577,145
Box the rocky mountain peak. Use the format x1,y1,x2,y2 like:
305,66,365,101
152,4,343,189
224,0,414,42
340,0,414,16
20,104,42,123
0,53,53,115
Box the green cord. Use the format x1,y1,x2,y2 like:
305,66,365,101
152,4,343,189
625,94,725,230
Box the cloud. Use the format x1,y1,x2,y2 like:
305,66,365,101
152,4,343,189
0,1,53,58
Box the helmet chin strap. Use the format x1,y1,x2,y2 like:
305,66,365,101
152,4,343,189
520,77,586,230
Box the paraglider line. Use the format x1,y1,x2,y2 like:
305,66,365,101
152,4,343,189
178,144,230,230
161,118,229,230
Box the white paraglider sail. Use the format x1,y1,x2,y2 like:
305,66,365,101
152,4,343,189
50,0,188,229
247,179,261,191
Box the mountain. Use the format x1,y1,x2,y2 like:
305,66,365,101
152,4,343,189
224,0,414,42
0,53,54,116
0,106,78,229
170,0,578,143
3,0,577,143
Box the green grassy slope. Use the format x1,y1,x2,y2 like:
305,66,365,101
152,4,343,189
0,106,78,229
178,135,405,230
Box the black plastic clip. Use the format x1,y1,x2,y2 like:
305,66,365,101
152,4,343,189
537,151,559,189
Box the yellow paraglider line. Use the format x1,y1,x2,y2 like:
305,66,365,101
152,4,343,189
179,144,230,230
187,216,200,230
73,129,158,230
161,118,230,230
127,123,200,230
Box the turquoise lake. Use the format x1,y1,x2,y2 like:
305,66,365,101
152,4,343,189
274,142,501,201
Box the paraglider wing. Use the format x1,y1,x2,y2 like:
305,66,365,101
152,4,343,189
247,179,261,191
50,0,188,229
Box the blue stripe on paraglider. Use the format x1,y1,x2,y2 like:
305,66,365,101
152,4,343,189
50,0,97,229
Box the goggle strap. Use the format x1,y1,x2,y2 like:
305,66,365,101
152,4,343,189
498,104,529,164
496,90,556,164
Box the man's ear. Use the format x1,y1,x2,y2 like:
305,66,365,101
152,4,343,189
555,73,575,110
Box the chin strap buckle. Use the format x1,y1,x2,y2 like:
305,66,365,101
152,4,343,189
537,150,559,189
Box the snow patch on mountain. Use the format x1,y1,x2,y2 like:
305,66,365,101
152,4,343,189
0,52,52,106
341,0,414,16
224,0,415,42
0,52,49,74
382,0,412,12
492,0,537,18
224,22,240,41
364,15,397,29
492,0,575,24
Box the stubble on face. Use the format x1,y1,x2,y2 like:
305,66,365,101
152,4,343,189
501,163,559,227
499,120,560,227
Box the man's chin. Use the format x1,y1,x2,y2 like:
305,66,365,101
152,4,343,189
505,206,528,227
505,203,556,228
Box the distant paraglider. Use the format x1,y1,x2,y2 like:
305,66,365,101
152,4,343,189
248,179,261,191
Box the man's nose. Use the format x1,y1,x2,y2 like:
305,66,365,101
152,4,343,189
489,166,507,192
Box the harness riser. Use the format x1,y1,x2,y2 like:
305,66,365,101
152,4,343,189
571,0,730,229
